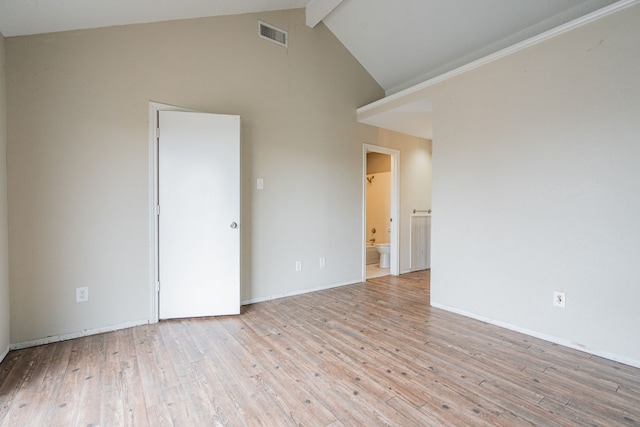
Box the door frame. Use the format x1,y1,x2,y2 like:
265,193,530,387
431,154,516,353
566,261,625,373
148,101,195,323
362,144,400,280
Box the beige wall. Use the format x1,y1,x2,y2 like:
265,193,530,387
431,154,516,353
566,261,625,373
366,152,390,174
0,31,10,359
430,4,640,365
366,152,392,246
6,10,383,344
366,171,391,245
371,129,432,273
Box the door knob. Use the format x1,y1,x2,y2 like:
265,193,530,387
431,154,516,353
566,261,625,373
230,222,238,229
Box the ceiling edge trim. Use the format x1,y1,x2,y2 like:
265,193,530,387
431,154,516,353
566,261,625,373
306,0,343,28
357,0,639,117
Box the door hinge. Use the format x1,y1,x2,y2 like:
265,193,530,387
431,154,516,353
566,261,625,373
156,127,160,139
156,205,160,216
156,281,160,292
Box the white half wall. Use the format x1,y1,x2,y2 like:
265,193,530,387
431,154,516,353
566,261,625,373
430,4,640,366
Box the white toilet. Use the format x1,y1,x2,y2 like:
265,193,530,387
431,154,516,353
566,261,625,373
375,244,390,268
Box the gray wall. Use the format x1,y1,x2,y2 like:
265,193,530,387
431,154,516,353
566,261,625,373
430,4,640,366
6,9,386,344
0,31,9,360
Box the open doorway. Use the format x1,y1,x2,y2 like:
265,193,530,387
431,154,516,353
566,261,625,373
362,144,400,280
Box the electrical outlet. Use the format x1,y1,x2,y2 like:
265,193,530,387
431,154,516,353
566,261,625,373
553,291,565,308
320,257,326,268
295,261,302,272
76,287,89,303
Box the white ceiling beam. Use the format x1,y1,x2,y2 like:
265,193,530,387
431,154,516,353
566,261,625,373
306,0,343,28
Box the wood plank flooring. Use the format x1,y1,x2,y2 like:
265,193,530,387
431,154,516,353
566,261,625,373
1,270,639,426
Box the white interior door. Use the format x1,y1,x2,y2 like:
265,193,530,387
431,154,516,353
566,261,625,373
158,110,240,319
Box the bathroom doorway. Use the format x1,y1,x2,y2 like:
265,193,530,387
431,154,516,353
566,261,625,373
363,144,400,280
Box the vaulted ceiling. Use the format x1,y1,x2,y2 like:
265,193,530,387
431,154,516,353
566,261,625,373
323,0,619,95
0,0,623,138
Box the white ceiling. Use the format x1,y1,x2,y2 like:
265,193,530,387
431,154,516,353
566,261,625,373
324,0,618,95
0,0,623,139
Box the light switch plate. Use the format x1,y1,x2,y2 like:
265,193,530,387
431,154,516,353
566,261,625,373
76,287,89,303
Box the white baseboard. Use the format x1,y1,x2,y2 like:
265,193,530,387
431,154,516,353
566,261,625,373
0,344,9,364
431,302,640,369
9,319,150,351
241,278,362,305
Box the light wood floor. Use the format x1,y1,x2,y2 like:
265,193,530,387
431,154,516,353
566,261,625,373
1,270,639,426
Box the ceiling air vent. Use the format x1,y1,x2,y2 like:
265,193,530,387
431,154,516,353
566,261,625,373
259,21,288,48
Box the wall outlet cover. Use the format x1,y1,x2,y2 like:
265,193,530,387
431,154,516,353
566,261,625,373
553,291,566,308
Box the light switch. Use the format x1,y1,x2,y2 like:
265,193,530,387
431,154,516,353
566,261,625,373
257,178,264,190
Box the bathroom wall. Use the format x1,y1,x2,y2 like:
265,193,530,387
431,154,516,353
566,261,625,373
5,9,384,344
366,152,391,174
370,129,432,274
0,31,9,361
365,174,391,244
366,153,391,245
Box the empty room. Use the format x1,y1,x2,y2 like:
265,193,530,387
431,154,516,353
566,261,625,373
0,0,639,425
